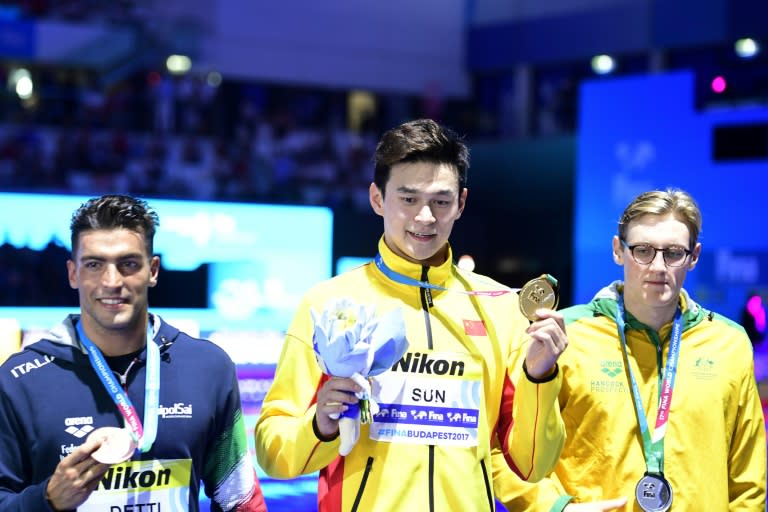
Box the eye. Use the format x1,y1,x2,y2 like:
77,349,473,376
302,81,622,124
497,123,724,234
433,199,451,207
633,245,653,257
84,261,101,270
120,260,141,270
400,196,416,204
665,248,686,260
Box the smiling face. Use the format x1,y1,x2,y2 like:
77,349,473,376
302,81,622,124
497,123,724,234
67,228,159,353
613,212,701,327
369,161,467,267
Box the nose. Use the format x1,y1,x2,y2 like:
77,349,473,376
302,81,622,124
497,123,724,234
649,249,667,269
415,204,435,223
101,264,123,287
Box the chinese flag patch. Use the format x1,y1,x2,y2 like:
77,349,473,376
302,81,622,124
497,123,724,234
463,319,487,336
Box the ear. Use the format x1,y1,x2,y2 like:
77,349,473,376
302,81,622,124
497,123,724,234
611,236,624,265
148,255,160,288
66,259,77,290
369,182,384,217
687,242,702,271
455,188,468,219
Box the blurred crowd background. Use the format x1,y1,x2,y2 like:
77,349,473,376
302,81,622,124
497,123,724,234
1,4,766,510
0,0,767,347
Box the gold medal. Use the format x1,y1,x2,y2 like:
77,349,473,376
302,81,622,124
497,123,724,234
518,274,559,321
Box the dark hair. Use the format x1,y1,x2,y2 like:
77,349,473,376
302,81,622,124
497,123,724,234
372,118,469,195
70,194,159,256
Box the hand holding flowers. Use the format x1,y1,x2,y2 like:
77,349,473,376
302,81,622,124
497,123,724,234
312,297,409,455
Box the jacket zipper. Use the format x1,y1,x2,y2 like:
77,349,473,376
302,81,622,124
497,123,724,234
420,266,434,350
481,458,494,511
419,265,436,512
114,336,171,391
418,266,493,511
350,456,374,512
117,359,139,390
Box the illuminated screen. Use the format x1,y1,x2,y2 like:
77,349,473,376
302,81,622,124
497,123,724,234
335,255,372,275
0,192,332,510
574,70,768,320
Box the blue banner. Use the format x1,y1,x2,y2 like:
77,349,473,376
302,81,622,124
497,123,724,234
0,20,35,58
575,70,768,320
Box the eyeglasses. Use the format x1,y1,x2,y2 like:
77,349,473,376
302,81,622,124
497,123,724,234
620,239,692,267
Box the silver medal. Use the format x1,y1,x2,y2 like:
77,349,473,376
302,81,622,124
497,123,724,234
635,473,672,512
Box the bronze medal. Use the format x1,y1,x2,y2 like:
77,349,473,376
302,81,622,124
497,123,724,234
635,473,673,512
88,426,137,464
518,274,559,321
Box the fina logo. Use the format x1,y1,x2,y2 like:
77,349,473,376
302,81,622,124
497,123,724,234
715,249,759,284
158,402,193,419
611,140,656,208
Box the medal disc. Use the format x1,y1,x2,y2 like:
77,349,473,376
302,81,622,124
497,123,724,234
635,473,672,512
88,427,137,464
518,274,559,321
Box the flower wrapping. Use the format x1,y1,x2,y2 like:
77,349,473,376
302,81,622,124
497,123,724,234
311,297,409,455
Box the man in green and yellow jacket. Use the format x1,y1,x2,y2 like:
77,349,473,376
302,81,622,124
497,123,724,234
494,189,766,511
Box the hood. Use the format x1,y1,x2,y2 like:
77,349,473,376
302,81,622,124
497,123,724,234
588,280,707,331
26,313,175,365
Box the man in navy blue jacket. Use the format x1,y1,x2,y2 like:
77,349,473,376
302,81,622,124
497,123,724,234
0,194,267,511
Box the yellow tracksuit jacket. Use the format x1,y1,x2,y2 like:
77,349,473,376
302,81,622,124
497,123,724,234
255,238,565,512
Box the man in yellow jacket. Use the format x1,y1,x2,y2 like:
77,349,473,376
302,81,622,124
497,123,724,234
255,118,569,512
494,188,767,511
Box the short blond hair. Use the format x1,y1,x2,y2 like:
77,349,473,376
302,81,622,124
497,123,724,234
618,188,702,247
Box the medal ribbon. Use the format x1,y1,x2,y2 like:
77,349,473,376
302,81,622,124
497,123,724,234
615,297,682,474
374,253,516,296
76,320,160,453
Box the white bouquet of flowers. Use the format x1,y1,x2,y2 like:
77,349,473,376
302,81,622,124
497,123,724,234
311,297,409,455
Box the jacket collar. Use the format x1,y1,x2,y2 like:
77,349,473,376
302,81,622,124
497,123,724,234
590,280,705,331
376,236,453,287
28,313,175,364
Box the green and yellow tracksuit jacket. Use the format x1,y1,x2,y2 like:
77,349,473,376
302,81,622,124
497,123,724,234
494,281,767,511
255,238,565,512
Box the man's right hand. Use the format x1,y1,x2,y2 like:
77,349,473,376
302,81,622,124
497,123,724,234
564,497,628,511
314,376,362,439
45,435,111,510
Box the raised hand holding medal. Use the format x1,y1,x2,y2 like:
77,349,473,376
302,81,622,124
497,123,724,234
518,274,560,322
518,274,567,379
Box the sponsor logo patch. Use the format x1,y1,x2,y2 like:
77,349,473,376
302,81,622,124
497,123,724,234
158,403,193,419
391,353,465,376
64,416,95,438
